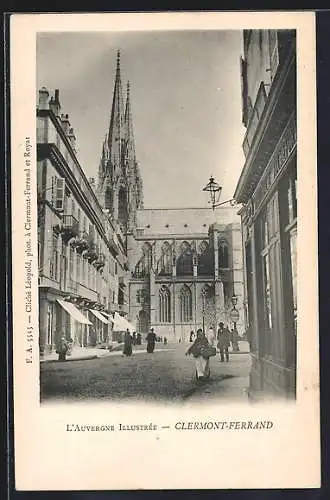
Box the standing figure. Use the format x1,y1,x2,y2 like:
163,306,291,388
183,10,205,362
163,336,168,345
189,330,195,342
146,328,157,353
217,322,231,362
132,331,137,345
206,325,216,347
186,328,211,381
123,329,133,356
136,332,142,345
56,335,68,361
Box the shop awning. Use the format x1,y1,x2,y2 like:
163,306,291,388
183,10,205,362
100,311,114,322
57,299,92,325
90,309,109,324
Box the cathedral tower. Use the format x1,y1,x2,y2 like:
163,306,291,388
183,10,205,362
97,51,143,234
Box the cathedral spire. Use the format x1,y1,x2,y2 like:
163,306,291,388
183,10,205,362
107,49,124,167
124,80,136,160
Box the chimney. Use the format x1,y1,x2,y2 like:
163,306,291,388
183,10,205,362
49,88,61,117
38,87,49,110
67,127,76,151
60,113,70,135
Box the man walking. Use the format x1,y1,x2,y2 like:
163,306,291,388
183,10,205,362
217,322,231,362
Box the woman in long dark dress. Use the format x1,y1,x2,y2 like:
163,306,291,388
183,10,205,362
123,329,133,356
146,328,157,353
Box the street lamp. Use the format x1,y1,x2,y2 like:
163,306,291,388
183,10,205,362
230,293,240,352
202,176,237,211
201,288,207,334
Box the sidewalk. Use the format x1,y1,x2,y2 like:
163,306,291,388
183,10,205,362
40,343,175,363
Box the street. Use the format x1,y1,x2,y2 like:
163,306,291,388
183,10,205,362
40,342,251,403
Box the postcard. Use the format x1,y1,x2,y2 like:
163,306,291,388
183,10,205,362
10,11,320,490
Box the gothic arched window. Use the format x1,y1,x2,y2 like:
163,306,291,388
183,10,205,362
176,242,193,276
105,186,113,211
198,240,213,275
159,285,171,323
134,243,152,278
118,186,128,226
180,285,192,323
219,239,229,268
158,242,172,276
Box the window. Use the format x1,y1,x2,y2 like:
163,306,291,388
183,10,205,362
176,242,193,276
69,246,74,280
180,285,192,323
49,233,58,280
118,187,128,226
263,254,272,329
105,186,113,211
159,286,171,323
134,243,152,278
55,178,65,211
76,253,81,283
198,240,213,275
218,240,229,268
46,303,54,345
158,242,172,276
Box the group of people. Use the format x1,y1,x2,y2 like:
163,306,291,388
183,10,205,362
123,328,168,357
186,322,233,380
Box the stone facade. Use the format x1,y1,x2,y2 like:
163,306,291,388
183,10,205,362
234,30,297,399
37,87,128,354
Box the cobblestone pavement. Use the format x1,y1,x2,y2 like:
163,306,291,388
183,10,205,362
40,342,251,404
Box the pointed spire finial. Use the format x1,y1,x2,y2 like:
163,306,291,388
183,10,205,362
116,50,121,71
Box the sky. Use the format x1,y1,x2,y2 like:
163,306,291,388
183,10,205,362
37,30,245,208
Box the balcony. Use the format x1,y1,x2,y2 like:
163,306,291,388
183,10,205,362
93,252,106,270
61,214,79,242
84,242,98,263
73,231,90,253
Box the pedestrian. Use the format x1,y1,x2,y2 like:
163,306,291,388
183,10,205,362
189,330,195,342
146,328,157,353
217,322,231,362
163,336,167,345
56,335,68,361
132,331,137,345
123,329,133,356
206,325,216,347
186,328,213,381
136,332,142,345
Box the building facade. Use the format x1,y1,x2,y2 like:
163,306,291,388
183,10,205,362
127,208,244,341
95,51,245,342
234,30,297,399
37,87,128,355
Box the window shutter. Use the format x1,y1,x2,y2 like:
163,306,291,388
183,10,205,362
55,178,65,211
240,56,248,127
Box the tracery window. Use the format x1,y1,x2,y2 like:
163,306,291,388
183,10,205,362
180,285,192,323
134,243,152,278
176,241,193,276
158,242,172,276
198,240,213,275
159,285,171,323
218,239,229,268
